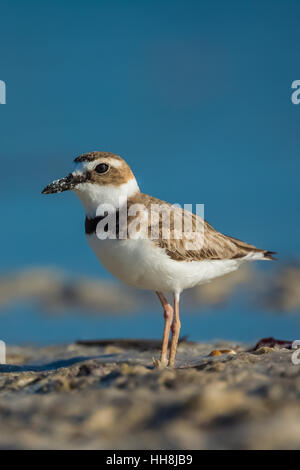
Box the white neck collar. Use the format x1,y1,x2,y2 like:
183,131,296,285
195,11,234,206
73,177,140,218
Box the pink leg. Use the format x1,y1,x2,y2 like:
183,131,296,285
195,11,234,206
153,291,173,368
168,294,181,367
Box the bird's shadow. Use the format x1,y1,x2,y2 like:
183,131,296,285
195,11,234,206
0,353,123,373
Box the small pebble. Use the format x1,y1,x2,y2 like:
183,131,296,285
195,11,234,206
208,349,237,357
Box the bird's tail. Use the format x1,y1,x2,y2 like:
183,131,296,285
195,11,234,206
262,250,277,261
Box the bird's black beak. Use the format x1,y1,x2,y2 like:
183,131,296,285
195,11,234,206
42,173,85,194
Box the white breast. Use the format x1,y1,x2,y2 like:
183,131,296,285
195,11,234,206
86,234,241,294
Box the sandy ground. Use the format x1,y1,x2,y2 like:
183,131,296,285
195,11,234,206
0,339,299,449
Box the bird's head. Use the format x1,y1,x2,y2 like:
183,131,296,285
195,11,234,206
42,151,140,216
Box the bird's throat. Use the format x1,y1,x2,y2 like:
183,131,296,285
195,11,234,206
74,178,140,218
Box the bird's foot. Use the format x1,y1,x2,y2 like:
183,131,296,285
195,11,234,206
152,355,168,369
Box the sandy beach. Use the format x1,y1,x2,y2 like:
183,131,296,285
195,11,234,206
0,339,299,449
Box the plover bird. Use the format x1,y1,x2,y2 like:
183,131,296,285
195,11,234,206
42,151,275,367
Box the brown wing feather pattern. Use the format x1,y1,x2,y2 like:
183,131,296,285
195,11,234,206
127,193,275,262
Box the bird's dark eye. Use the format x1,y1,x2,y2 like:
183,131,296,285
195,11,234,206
95,163,109,174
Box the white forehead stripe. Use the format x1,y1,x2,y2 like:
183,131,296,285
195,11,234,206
73,158,123,175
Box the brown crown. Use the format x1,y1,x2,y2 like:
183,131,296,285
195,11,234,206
74,151,122,163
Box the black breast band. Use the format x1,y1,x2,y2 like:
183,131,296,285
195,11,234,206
85,210,121,236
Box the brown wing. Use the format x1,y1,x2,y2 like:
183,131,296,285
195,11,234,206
128,193,271,262
157,217,263,262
